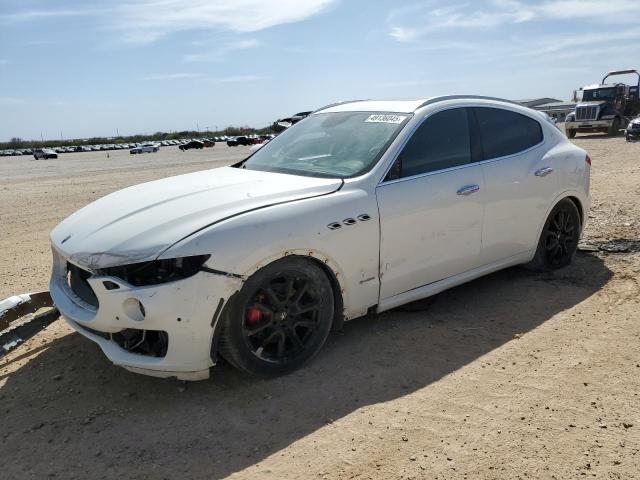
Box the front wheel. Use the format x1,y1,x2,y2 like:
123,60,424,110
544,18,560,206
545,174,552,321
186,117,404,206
566,129,576,139
525,199,581,271
608,118,620,137
218,257,334,377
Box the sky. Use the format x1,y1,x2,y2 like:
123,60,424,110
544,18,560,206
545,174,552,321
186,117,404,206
1,0,639,141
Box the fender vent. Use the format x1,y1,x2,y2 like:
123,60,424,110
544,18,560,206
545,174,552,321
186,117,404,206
327,222,342,230
357,214,371,222
342,218,357,226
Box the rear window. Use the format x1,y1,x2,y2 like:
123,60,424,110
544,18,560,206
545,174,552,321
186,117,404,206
473,107,543,160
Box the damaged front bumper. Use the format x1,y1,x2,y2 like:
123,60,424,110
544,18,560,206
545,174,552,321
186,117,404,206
49,247,242,380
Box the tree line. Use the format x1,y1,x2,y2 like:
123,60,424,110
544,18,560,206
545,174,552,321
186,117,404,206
1,124,275,149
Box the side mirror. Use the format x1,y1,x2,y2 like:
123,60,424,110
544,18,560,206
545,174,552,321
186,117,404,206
571,90,578,103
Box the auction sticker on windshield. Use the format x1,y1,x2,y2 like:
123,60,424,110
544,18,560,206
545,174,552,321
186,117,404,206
365,114,407,124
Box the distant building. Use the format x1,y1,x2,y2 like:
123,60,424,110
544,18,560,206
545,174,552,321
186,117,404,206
514,98,576,122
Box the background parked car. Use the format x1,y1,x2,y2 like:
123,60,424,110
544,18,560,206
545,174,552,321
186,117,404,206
179,140,204,151
625,115,640,141
228,136,252,147
130,143,160,154
33,148,58,160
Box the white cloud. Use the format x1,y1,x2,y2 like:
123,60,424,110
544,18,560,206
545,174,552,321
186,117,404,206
0,8,105,23
537,0,640,22
115,0,337,43
387,0,639,42
183,39,260,62
140,73,261,83
0,97,28,105
517,29,640,57
141,73,204,81
213,75,261,83
1,1,337,44
389,26,420,42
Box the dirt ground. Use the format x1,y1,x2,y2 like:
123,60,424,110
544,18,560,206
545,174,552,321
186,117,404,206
1,138,639,479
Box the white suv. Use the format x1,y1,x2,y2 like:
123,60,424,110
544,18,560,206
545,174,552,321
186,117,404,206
50,96,591,380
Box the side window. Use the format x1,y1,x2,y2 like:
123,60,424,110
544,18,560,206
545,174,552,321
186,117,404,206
397,108,471,178
474,107,543,160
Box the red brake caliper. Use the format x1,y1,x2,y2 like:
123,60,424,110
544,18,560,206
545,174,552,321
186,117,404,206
245,292,265,326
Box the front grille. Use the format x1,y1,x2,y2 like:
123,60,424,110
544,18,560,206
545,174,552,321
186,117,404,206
576,106,598,121
67,263,99,308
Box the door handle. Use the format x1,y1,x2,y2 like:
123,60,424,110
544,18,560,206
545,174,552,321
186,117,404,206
456,184,480,196
535,167,554,177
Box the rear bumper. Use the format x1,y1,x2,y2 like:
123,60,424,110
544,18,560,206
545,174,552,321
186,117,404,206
49,247,242,380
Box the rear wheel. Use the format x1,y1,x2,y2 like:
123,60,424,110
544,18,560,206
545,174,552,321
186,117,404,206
525,199,581,271
218,257,334,377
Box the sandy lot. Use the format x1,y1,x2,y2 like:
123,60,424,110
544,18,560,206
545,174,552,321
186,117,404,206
1,138,639,479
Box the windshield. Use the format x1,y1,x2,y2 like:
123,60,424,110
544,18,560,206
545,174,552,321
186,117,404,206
242,111,411,178
583,87,616,101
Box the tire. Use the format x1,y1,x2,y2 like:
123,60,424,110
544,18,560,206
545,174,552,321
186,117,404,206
608,118,620,137
525,199,581,271
566,129,576,139
218,257,334,377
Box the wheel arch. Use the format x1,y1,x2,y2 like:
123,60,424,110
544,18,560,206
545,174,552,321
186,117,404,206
566,195,584,227
530,190,587,262
241,250,347,328
209,251,347,364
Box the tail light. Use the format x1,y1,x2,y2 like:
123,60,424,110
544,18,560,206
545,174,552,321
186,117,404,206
585,154,591,166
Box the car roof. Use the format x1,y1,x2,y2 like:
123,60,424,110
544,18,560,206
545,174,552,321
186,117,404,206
316,96,522,114
318,99,428,114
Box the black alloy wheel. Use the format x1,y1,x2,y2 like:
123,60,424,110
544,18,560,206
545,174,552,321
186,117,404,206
526,199,581,271
218,257,334,376
543,207,579,267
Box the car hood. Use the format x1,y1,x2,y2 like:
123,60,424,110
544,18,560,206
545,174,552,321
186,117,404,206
577,101,607,107
51,166,342,269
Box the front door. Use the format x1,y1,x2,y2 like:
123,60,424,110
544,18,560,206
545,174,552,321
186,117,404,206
376,107,484,300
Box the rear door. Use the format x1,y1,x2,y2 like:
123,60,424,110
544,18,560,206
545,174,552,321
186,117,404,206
376,107,484,300
473,107,559,264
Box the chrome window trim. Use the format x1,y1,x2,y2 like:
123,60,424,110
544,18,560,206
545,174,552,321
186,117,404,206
377,104,546,186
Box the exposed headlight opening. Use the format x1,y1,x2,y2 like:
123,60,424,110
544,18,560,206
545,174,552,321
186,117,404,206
98,255,210,287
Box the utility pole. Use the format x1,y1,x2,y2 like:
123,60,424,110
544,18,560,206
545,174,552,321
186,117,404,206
40,132,43,142
116,128,120,137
